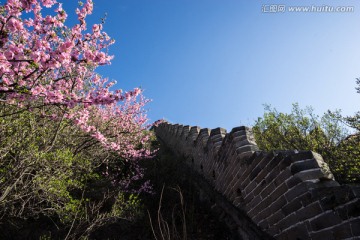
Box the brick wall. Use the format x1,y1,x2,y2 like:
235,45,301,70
154,122,360,240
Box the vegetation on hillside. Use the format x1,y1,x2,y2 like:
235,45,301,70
0,0,153,238
253,103,360,183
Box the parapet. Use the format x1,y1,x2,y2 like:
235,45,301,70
154,121,360,240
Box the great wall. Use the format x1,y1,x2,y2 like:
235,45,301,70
154,122,360,240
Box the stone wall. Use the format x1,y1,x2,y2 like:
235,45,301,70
154,122,360,240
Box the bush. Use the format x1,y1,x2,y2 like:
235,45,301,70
0,103,149,238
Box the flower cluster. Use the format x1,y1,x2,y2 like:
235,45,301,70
0,0,153,189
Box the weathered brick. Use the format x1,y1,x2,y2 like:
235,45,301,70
246,194,261,211
243,190,255,206
284,222,310,240
285,182,311,202
296,201,323,221
253,209,266,225
350,217,360,236
310,211,342,231
244,179,257,196
270,195,287,214
290,151,314,162
316,186,358,211
264,166,281,184
310,228,335,240
266,209,285,226
266,225,280,236
258,218,269,230
274,169,292,187
282,198,303,215
249,166,263,181
270,182,288,202
295,168,333,181
336,199,360,220
285,175,302,189
252,179,267,196
297,191,313,207
333,222,353,240
278,155,293,171
276,212,297,231
260,182,276,199
290,158,320,174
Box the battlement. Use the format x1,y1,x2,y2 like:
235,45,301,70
154,122,360,240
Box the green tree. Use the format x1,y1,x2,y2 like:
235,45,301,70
253,103,360,183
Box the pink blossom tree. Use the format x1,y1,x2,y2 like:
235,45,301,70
0,0,152,159
0,0,154,237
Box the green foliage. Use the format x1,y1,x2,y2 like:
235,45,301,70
0,103,146,238
253,103,360,183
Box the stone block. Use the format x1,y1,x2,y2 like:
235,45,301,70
284,222,310,240
269,195,287,215
270,182,288,202
296,201,323,221
282,198,303,215
260,182,276,199
285,182,311,202
310,211,342,232
266,209,285,227
285,175,302,189
274,169,292,187
290,158,320,174
333,222,353,240
276,212,298,231
310,228,335,240
295,168,334,181
350,217,360,236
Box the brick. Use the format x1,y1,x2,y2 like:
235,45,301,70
277,212,297,231
311,229,335,240
285,182,311,202
258,219,269,230
274,231,288,240
243,190,255,205
270,195,287,214
282,198,303,215
252,179,267,196
317,186,358,211
270,182,288,202
297,191,313,207
260,182,276,199
333,222,353,240
290,151,314,162
274,169,292,187
285,175,302,189
350,217,360,236
244,179,257,196
253,210,265,224
295,168,332,181
278,155,293,171
284,222,310,240
296,201,323,221
266,225,280,236
336,199,360,220
266,209,285,226
290,158,320,174
246,194,261,211
310,211,342,231
264,166,280,184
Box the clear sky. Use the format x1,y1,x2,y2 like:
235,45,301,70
63,0,360,131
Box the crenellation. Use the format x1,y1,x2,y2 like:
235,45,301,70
153,121,360,240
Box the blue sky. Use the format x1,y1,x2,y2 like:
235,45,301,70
63,0,360,131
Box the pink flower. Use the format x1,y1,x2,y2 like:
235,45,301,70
7,18,24,32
